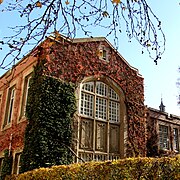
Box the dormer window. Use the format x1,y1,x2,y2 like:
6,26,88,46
99,49,107,60
98,46,109,62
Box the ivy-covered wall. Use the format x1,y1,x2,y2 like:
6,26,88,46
20,60,76,173
0,35,146,169
42,36,146,157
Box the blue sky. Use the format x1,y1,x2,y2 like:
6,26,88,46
0,1,180,115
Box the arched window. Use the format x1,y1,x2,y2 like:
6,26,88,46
78,79,125,162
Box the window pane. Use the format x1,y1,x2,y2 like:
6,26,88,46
81,92,94,117
96,97,107,120
96,122,107,151
173,128,179,151
109,125,119,153
21,75,32,117
4,86,15,127
96,82,107,96
109,88,119,100
80,120,93,149
82,82,94,92
109,101,119,122
13,153,21,174
159,125,169,149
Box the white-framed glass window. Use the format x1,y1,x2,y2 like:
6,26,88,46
80,80,120,154
20,74,32,118
13,153,21,174
80,81,120,122
159,125,169,150
173,128,179,151
3,86,16,127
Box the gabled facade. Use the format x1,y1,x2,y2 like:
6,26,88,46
0,34,179,175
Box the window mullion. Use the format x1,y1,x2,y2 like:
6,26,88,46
93,83,96,159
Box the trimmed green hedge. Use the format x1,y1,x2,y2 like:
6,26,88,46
7,156,180,180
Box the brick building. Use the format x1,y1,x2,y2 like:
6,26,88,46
0,35,179,175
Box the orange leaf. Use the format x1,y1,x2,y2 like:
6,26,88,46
65,0,70,5
36,1,42,8
112,0,121,5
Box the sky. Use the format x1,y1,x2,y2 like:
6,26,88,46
0,1,180,115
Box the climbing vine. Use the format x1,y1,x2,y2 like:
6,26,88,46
20,59,76,173
0,150,13,180
42,37,146,157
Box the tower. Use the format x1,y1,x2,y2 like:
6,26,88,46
159,98,165,112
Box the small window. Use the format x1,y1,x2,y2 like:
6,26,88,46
173,128,179,151
13,153,21,174
98,47,109,61
3,86,16,127
159,125,169,150
20,74,32,118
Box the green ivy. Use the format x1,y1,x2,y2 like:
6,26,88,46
20,60,76,173
0,150,13,180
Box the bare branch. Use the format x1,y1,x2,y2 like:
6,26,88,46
0,0,165,69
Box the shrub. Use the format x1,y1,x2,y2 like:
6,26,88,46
7,156,180,180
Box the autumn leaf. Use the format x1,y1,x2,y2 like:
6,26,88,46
0,0,3,4
36,1,42,8
112,0,121,5
65,0,70,5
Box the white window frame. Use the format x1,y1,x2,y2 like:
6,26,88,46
3,86,16,127
159,125,169,150
20,74,32,119
79,80,121,156
173,128,179,152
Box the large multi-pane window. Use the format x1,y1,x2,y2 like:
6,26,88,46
20,74,32,118
3,86,16,127
173,128,179,151
80,81,120,157
159,125,169,150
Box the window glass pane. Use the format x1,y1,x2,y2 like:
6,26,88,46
81,92,94,117
109,101,119,122
109,88,119,100
4,86,15,127
109,125,119,153
159,125,169,149
96,82,107,96
173,128,179,151
21,75,32,117
80,120,93,149
96,122,107,151
7,88,15,124
82,82,94,92
13,153,21,174
96,97,107,120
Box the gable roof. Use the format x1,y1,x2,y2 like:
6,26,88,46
0,34,142,79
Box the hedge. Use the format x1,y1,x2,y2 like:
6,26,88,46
6,156,180,180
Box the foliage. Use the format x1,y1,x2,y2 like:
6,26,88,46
20,60,76,173
0,150,13,180
7,156,180,180
43,38,146,156
0,0,165,69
